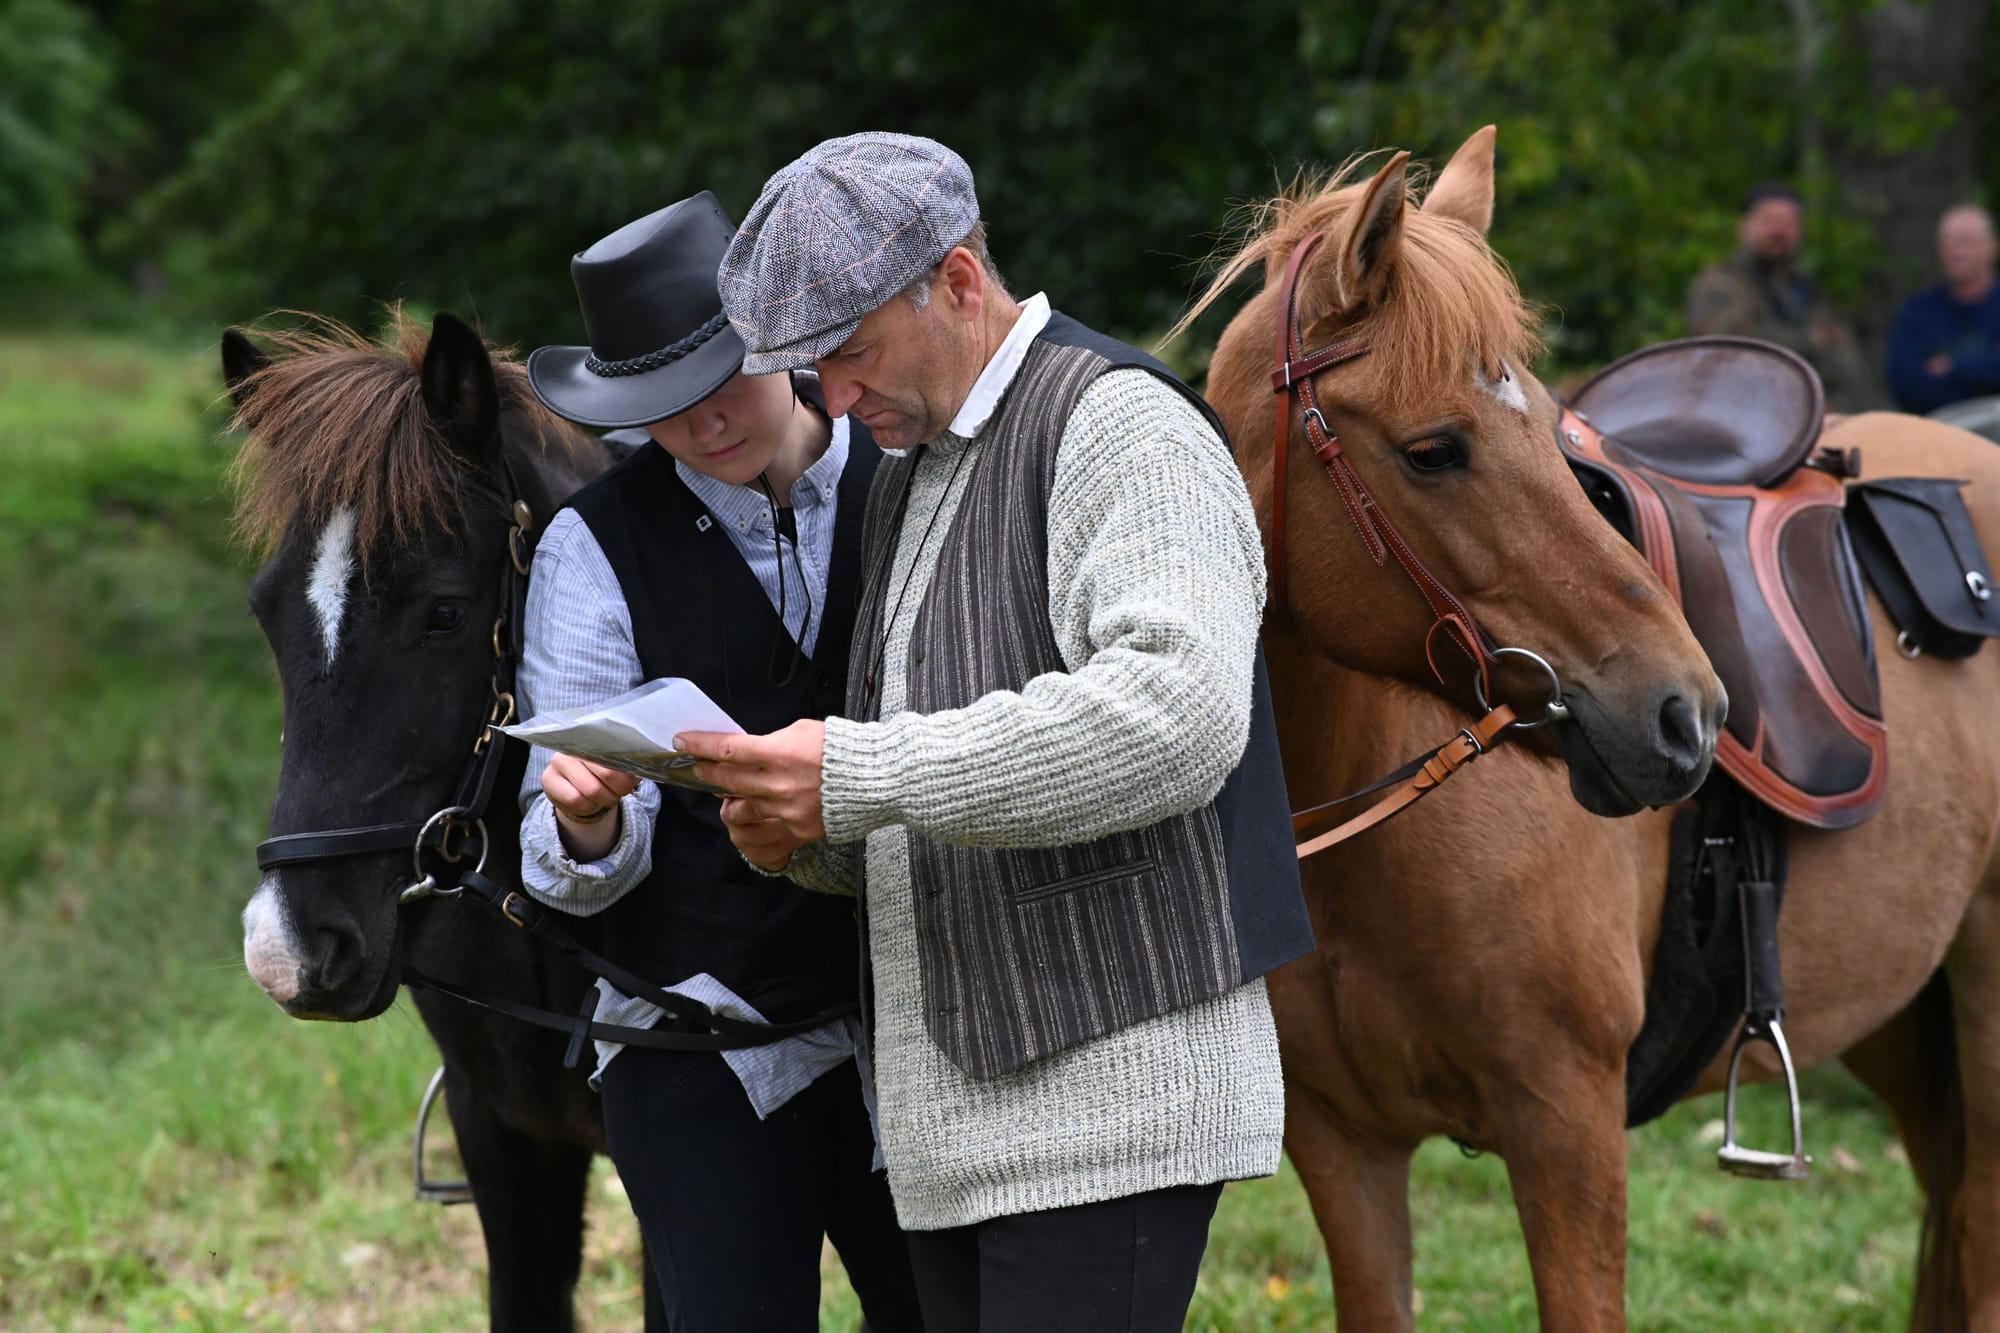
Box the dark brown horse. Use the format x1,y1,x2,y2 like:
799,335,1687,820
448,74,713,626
1184,127,2000,1329
225,311,655,1331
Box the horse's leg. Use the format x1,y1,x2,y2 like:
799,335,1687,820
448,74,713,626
445,1065,592,1333
1488,1059,1630,1333
1937,884,2000,1333
1285,1079,1418,1331
1841,986,1949,1196
1839,976,1967,1332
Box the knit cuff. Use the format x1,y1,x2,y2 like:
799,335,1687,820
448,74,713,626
822,714,907,844
774,840,860,897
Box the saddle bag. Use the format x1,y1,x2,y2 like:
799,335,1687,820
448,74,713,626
1845,477,2000,659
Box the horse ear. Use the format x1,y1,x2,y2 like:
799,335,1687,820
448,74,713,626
420,311,502,461
1334,150,1411,311
1423,125,1498,235
221,328,270,409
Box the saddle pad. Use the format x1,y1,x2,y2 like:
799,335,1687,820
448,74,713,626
1847,476,2000,658
1563,408,1887,828
1570,336,1825,489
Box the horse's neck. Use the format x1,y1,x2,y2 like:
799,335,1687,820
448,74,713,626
1265,626,1461,805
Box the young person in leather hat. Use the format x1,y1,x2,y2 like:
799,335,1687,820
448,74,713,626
518,190,921,1332
678,133,1315,1333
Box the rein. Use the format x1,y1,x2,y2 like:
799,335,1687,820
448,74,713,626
1268,230,1567,858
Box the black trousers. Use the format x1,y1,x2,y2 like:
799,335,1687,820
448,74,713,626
903,1181,1223,1333
599,1049,923,1333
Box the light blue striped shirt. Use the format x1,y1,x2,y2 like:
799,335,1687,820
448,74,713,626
515,414,862,1116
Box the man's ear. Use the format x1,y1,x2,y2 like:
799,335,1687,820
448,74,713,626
940,247,986,322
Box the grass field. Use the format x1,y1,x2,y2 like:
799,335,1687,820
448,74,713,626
0,328,1927,1330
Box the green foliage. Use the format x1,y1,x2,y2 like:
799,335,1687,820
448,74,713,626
124,0,1313,344
0,0,114,289
1300,0,1822,363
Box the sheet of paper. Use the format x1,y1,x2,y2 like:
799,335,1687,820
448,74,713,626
501,678,743,791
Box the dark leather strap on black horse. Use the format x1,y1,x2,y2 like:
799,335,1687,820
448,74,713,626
254,467,532,876
257,821,430,870
251,462,862,1056
402,967,857,1061
421,868,859,1051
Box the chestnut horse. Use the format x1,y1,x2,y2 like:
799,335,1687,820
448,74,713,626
1184,127,2000,1329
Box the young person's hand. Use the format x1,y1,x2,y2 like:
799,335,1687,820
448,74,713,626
678,719,826,843
541,753,639,859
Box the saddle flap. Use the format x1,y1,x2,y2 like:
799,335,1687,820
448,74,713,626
1562,404,1886,829
1571,337,1826,489
1847,476,2000,655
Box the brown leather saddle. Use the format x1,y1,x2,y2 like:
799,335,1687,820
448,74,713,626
1561,336,1886,829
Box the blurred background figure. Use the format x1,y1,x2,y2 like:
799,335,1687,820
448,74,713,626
1887,204,2000,438
1686,182,1876,412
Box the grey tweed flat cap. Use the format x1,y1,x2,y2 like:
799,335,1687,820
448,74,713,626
719,132,980,374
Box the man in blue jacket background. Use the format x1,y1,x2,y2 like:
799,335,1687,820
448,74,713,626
1888,204,2000,417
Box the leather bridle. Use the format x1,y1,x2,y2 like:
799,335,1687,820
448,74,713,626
1268,230,1568,857
250,460,858,1058
254,470,533,899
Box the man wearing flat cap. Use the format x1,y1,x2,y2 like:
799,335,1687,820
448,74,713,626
680,132,1313,1332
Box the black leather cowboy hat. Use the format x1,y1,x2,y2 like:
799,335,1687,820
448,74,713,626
527,191,746,430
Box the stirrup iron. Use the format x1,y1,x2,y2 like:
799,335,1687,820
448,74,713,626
1717,1014,1811,1181
413,1064,475,1205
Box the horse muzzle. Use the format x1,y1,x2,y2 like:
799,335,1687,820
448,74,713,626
1556,681,1724,815
242,873,400,1021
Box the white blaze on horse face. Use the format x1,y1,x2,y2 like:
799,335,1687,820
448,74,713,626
243,875,305,1004
1484,358,1530,415
307,507,358,669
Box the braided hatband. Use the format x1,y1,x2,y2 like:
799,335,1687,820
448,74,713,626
585,311,730,378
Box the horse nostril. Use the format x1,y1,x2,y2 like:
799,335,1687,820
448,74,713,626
1656,692,1706,774
308,923,367,1000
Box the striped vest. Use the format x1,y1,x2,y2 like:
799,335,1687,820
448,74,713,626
846,313,1312,1079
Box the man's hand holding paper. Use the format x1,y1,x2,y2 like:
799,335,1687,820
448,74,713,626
678,719,828,854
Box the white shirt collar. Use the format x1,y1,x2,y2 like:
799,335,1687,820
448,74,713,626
945,292,1052,439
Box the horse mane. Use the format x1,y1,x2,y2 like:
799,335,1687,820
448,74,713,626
1171,154,1543,403
227,307,593,563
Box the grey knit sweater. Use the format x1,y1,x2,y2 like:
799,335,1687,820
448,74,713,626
795,362,1285,1232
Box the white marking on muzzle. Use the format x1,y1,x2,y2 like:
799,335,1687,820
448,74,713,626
1485,358,1529,415
308,507,358,670
243,875,306,1004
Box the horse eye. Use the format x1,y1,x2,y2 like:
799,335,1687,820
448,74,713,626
425,600,469,637
1404,436,1464,473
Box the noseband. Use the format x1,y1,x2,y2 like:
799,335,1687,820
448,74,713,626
1268,231,1568,856
253,470,534,900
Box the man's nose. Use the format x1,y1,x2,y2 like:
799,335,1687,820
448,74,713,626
816,364,862,419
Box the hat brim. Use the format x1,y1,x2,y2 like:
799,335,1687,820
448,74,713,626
740,316,861,377
526,322,746,430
